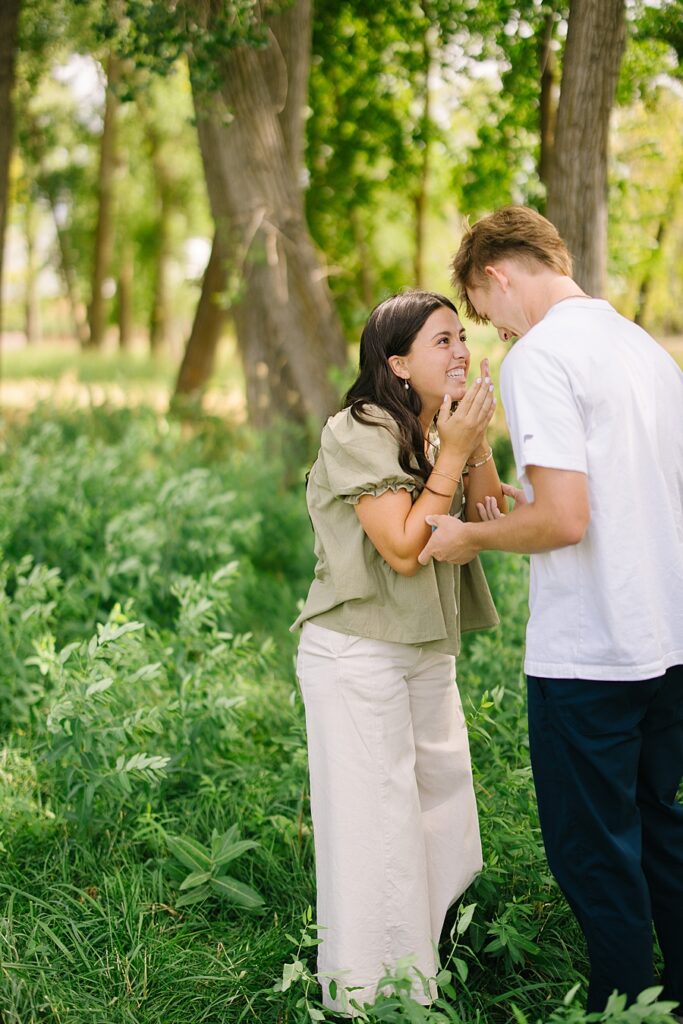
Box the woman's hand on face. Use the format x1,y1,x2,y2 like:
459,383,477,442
468,358,494,455
476,483,527,521
437,373,495,456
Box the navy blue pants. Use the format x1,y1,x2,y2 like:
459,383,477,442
527,665,683,1013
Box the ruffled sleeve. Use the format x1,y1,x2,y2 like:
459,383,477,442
321,406,420,505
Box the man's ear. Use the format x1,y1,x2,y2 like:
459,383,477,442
484,264,510,292
387,355,407,380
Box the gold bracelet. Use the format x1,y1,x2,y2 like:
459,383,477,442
466,447,493,469
424,484,454,498
431,469,459,483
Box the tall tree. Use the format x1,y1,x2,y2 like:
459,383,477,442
413,25,434,289
538,10,558,194
174,232,228,400
144,117,173,355
189,0,348,426
0,0,22,345
87,52,120,348
23,197,40,343
547,0,627,295
117,234,134,348
18,91,96,350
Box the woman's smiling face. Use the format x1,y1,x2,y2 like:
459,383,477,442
390,306,470,409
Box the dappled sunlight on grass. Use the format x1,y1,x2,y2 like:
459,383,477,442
0,334,247,418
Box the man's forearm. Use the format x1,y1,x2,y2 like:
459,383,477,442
466,501,586,555
419,467,590,566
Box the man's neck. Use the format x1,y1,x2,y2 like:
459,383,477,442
523,275,588,329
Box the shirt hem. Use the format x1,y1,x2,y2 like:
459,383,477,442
524,650,683,681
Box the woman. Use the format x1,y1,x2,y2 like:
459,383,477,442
292,291,505,1015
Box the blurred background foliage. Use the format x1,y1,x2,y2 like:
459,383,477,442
1,0,681,425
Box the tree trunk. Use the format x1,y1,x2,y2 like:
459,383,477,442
117,236,134,349
22,103,89,346
0,0,21,348
144,115,173,355
546,0,626,296
413,29,433,290
232,271,308,426
189,0,347,429
49,199,90,346
148,202,171,354
24,199,40,344
538,11,557,196
634,174,681,328
174,232,228,398
87,52,120,349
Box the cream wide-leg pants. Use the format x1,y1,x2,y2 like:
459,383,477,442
296,621,483,1015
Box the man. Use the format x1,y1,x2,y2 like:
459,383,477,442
419,206,683,1014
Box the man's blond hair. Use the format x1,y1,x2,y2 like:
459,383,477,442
451,206,573,323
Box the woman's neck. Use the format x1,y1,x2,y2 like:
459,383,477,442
420,407,438,436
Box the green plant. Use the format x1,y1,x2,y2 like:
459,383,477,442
165,825,264,911
0,555,61,730
511,985,680,1023
34,605,172,823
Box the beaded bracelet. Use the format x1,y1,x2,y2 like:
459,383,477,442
466,447,493,469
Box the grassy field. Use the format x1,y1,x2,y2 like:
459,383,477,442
0,372,680,1022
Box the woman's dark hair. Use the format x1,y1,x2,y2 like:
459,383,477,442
344,290,458,483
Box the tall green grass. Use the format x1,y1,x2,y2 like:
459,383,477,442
0,405,678,1024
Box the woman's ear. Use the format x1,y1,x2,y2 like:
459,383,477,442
387,355,408,381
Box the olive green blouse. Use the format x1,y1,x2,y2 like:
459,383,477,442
291,405,499,655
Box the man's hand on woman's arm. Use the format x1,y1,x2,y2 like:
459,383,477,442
418,466,590,565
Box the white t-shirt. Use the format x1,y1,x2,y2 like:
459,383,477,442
500,297,683,680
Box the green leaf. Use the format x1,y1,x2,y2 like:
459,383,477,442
510,1007,529,1024
209,874,264,909
211,823,239,858
453,957,468,984
281,958,305,992
59,641,80,664
97,620,145,646
457,902,477,935
635,986,663,1006
563,982,581,1005
213,839,259,868
179,870,212,891
122,752,170,773
130,662,162,683
86,678,113,697
175,883,212,908
166,834,212,873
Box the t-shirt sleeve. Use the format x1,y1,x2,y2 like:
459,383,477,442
501,344,587,486
322,412,420,505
